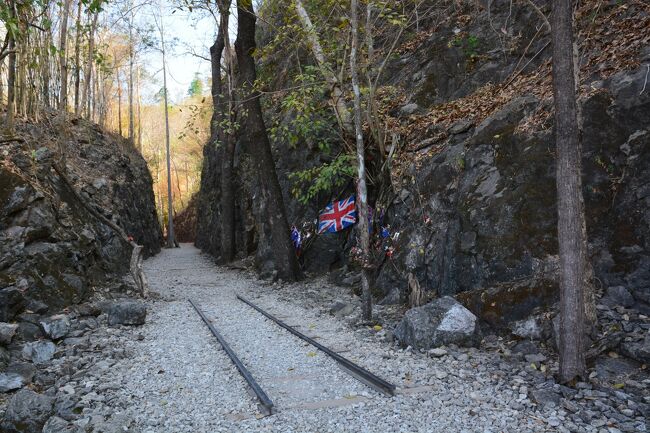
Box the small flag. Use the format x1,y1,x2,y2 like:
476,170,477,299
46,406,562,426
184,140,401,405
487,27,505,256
318,195,357,234
291,225,301,251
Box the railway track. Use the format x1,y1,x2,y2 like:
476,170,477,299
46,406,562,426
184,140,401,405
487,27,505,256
189,296,395,416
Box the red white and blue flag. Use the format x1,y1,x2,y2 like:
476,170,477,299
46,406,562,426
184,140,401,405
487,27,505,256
318,195,357,234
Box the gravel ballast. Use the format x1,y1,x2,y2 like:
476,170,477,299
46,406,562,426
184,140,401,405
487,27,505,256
33,245,645,433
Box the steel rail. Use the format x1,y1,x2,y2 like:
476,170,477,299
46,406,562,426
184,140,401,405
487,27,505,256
236,295,396,396
188,299,274,415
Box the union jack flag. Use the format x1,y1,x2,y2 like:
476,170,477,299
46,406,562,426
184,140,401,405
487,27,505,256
318,195,357,234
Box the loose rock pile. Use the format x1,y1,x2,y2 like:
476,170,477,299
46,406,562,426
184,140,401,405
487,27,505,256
0,299,147,432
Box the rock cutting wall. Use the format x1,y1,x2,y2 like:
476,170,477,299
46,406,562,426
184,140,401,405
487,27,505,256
0,115,162,314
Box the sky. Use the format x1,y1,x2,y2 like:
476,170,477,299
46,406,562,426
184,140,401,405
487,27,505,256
130,0,219,104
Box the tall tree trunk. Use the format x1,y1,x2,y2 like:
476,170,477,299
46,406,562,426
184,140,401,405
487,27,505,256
59,0,72,110
73,0,82,115
83,11,98,119
350,0,372,321
127,2,135,142
294,0,353,134
552,0,587,383
5,29,16,132
159,8,175,248
136,65,142,151
235,0,300,280
41,6,52,109
213,0,237,263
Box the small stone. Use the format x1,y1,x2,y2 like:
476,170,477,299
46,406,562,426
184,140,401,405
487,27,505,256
43,416,72,433
22,340,56,364
530,388,561,408
0,372,26,393
435,370,449,380
40,314,71,340
0,322,19,345
547,417,561,427
429,348,448,357
329,300,354,317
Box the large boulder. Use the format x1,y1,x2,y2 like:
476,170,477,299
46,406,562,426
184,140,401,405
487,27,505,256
2,389,54,433
0,322,19,345
107,301,146,326
40,315,70,340
394,296,481,349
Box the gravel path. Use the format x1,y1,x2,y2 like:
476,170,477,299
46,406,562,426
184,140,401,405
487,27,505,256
97,245,645,433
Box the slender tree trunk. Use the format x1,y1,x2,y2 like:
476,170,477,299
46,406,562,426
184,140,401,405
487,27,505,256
59,0,72,110
552,0,587,383
128,2,135,142
235,0,300,280
117,70,123,136
294,0,353,135
73,0,82,115
350,0,372,321
0,56,4,106
5,31,16,132
159,8,175,248
136,65,142,151
41,6,52,108
83,11,98,118
17,48,26,116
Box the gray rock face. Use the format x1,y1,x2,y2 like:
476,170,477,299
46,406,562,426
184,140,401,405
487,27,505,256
378,287,402,305
22,340,56,364
394,296,481,349
2,389,54,433
0,346,9,369
604,286,635,308
0,119,162,316
40,315,71,340
107,301,146,326
0,322,19,345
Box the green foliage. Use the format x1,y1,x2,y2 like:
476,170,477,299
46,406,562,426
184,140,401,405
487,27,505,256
268,66,335,151
187,73,204,97
448,33,481,59
289,154,356,205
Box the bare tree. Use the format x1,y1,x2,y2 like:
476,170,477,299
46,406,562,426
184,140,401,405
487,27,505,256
73,0,82,115
128,0,135,142
350,0,372,320
552,0,587,383
4,0,17,133
59,0,73,110
294,0,353,134
154,1,175,248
